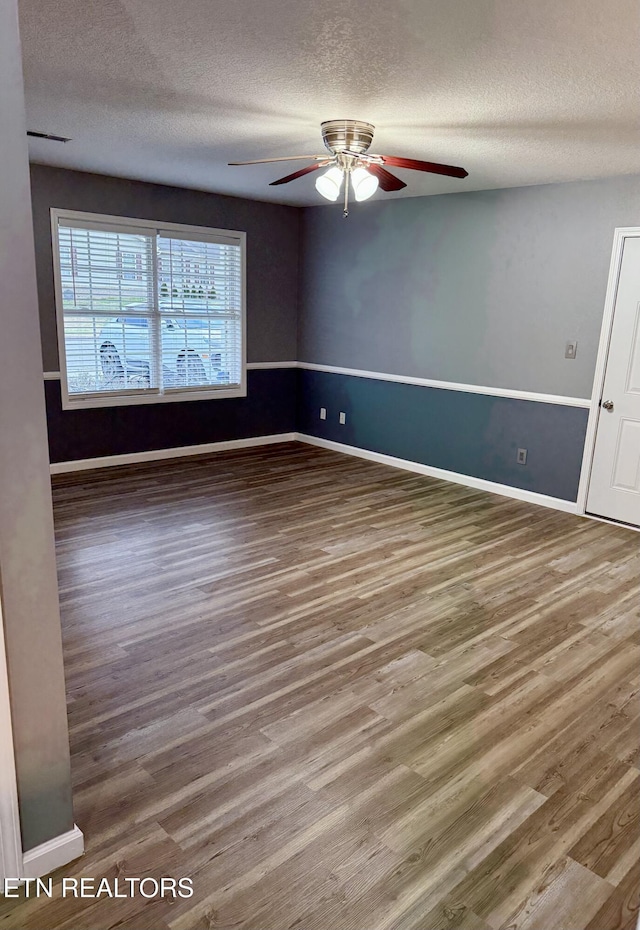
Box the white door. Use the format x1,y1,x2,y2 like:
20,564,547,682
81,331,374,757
587,235,640,527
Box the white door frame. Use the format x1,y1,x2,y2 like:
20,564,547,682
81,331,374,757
0,597,23,880
576,226,640,516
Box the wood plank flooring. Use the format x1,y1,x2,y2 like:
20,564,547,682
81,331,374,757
2,442,639,930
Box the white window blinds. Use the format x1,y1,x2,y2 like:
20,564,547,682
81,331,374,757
53,211,245,407
157,233,243,390
57,224,156,395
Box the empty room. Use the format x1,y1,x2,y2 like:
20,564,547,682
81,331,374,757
0,0,639,928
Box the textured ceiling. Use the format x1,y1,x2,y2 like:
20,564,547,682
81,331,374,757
18,0,640,206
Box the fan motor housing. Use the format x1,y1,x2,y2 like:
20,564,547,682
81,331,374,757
321,120,375,155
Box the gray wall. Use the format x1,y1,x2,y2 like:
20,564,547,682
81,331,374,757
0,2,74,851
30,165,300,372
299,174,640,398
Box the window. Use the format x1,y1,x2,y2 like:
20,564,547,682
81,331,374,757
52,209,246,408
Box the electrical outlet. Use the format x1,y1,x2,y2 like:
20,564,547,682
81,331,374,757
319,407,327,420
517,448,527,465
565,340,578,359
339,412,346,425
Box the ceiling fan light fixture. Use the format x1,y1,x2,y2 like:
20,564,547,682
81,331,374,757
351,165,379,201
315,165,344,201
229,120,468,213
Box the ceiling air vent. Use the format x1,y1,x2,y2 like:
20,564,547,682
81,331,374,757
27,131,71,143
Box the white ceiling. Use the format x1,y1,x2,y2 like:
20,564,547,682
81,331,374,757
18,0,640,206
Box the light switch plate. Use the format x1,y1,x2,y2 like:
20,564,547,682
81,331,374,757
320,407,327,420
565,340,578,359
517,448,527,465
339,412,346,425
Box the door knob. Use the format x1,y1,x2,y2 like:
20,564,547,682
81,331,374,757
602,399,614,411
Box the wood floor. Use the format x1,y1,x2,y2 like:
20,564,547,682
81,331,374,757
2,442,639,930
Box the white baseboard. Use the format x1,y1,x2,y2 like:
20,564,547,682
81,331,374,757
50,433,297,474
49,430,579,516
295,433,579,515
21,825,84,879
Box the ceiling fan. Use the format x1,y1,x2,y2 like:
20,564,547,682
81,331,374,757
229,119,468,216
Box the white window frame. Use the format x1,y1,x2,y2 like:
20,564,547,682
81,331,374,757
51,208,247,409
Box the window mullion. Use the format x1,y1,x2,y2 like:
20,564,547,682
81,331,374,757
149,235,162,391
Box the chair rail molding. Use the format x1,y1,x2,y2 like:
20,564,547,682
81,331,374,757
43,363,591,408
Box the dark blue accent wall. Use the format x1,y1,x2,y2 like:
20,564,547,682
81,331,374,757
46,368,296,463
297,369,588,502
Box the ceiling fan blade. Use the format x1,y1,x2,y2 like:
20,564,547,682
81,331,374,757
269,163,325,186
367,163,407,192
380,155,468,179
228,155,324,166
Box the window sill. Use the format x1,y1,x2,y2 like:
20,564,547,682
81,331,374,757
60,383,247,410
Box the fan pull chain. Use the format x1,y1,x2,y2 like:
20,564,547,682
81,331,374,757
343,172,349,217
